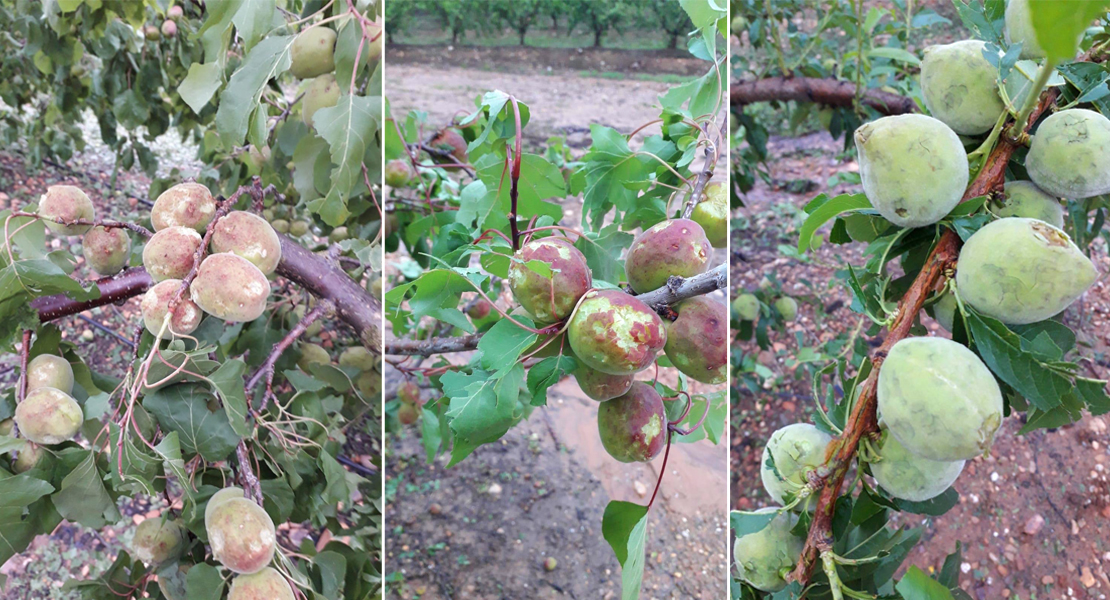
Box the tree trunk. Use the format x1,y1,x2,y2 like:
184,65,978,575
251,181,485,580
669,31,678,49
594,28,602,47
452,29,459,44
551,14,558,32
519,28,526,45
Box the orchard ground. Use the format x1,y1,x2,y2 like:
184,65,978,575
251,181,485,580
384,46,728,598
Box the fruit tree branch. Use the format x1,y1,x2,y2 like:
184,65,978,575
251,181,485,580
730,77,919,115
247,299,335,412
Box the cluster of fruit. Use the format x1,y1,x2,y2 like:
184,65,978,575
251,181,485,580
291,19,382,129
383,127,470,188
9,354,81,470
298,343,382,400
142,4,183,41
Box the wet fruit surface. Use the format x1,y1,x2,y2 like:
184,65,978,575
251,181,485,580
567,290,666,375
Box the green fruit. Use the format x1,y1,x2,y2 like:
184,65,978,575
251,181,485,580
83,226,131,276
302,74,340,128
144,24,161,41
339,346,377,371
467,299,492,320
397,381,421,405
271,219,290,234
293,304,323,336
151,183,217,232
760,423,833,508
143,226,203,282
573,363,634,402
1005,0,1054,59
290,27,337,79
0,419,11,436
991,181,1065,229
624,218,711,293
26,354,74,394
1026,109,1110,199
920,40,1004,136
855,114,969,228
398,403,419,425
289,220,311,236
211,211,282,275
871,432,965,502
161,19,177,37
931,288,958,332
329,226,349,243
207,497,276,574
733,293,760,321
385,159,416,187
13,444,42,473
357,371,381,398
596,382,666,463
190,254,270,322
567,290,667,375
131,518,185,565
204,487,245,529
508,237,592,324
228,567,294,600
878,337,1003,461
690,182,728,248
733,507,804,592
141,279,203,339
38,185,94,235
297,343,330,370
956,217,1097,324
663,296,727,384
773,297,798,321
15,388,82,445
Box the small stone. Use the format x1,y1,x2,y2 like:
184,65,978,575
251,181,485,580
488,482,502,497
1024,514,1045,535
428,503,441,516
633,481,647,496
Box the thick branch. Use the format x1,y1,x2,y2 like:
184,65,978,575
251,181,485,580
384,334,482,356
31,267,154,321
730,77,918,115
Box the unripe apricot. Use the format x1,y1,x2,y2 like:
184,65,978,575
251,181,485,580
15,387,82,445
151,183,217,232
140,279,203,339
663,296,726,384
690,182,728,248
38,185,94,235
272,219,290,234
144,25,160,41
397,381,421,405
190,253,270,322
624,219,711,293
567,290,666,375
210,211,282,275
339,346,377,371
774,296,798,321
991,181,1065,229
26,354,74,394
760,423,833,508
467,299,492,320
574,363,634,402
508,237,592,324
204,486,245,529
398,403,419,425
297,343,329,370
429,128,468,167
871,432,965,502
131,518,185,565
83,226,131,276
1026,109,1110,199
357,371,381,398
207,497,276,574
143,226,203,281
733,508,803,592
1004,0,1054,59
290,27,337,79
228,567,294,600
302,74,340,128
13,444,42,473
385,159,416,187
289,220,311,236
920,40,1004,135
161,19,176,37
167,5,183,18
0,419,11,436
596,382,666,463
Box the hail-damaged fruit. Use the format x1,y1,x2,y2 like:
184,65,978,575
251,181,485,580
690,181,728,248
302,74,340,127
664,296,727,384
38,185,94,235
871,432,966,502
596,382,667,463
1026,109,1110,199
878,337,1003,461
956,218,1097,324
567,289,666,375
26,354,74,394
760,423,833,509
204,487,245,528
920,40,1004,135
15,387,83,445
228,567,295,600
990,181,1065,229
207,497,277,574
141,279,203,339
855,114,969,228
151,183,217,232
143,226,204,282
289,27,337,79
624,218,712,293
130,518,186,565
190,253,270,322
508,237,592,324
82,226,131,276
12,444,42,473
574,363,634,402
210,211,282,275
733,507,805,592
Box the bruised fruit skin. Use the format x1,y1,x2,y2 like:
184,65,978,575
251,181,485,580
878,337,1003,461
855,114,969,228
574,363,634,402
508,237,592,324
15,388,83,445
1026,109,1110,199
26,353,74,394
567,290,666,375
297,343,330,370
131,518,185,565
210,211,282,275
690,182,728,248
663,296,726,384
991,181,1065,229
151,183,217,232
624,219,711,293
207,497,277,574
83,226,131,276
13,444,42,473
141,279,203,339
204,487,245,528
733,507,803,592
733,293,760,321
38,185,94,235
385,159,416,187
760,423,833,507
143,226,203,281
302,74,340,127
596,382,666,463
289,27,336,79
190,253,270,322
871,432,965,502
228,567,294,600
956,218,1097,324
774,296,798,321
920,40,1004,135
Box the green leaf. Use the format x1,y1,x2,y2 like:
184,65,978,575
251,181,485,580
477,317,537,375
525,355,577,406
311,94,383,225
1028,0,1110,62
231,0,275,52
602,500,649,600
797,193,874,253
144,383,242,462
179,63,224,114
896,565,956,600
215,35,295,148
0,474,57,569
442,365,526,466
208,359,250,438
185,563,225,600
868,47,922,65
52,451,120,528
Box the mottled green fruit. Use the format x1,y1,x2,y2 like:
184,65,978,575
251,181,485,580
664,296,727,384
228,567,294,600
357,371,381,398
398,381,421,405
597,382,666,463
467,299,492,320
0,419,11,436
574,363,634,402
302,74,340,128
207,497,276,574
26,354,74,394
289,220,311,236
871,432,965,502
733,508,803,592
339,346,377,371
151,183,217,232
878,337,1003,461
290,27,336,79
141,279,203,339
131,518,185,565
38,185,94,235
508,237,592,323
190,253,270,322
297,343,330,370
211,211,282,275
690,182,728,248
855,114,969,228
204,487,245,529
568,290,667,375
385,159,416,187
733,293,760,321
329,226,348,243
624,219,711,293
13,444,42,473
398,403,419,425
1026,109,1110,199
956,218,1097,324
921,40,1004,135
83,226,131,276
773,297,798,321
15,388,82,445
143,226,203,281
760,423,833,507
991,181,1065,229
271,219,290,234
144,24,160,40
932,289,958,332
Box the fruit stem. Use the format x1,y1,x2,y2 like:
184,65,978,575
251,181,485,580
646,429,673,510
1008,57,1059,141
508,96,524,252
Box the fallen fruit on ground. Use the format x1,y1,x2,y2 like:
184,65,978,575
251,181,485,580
567,289,666,375
624,218,711,293
733,293,760,321
302,74,340,127
773,296,798,321
210,211,282,275
690,181,728,247
733,507,804,592
38,185,94,235
574,363,634,402
143,226,204,281
1025,108,1110,199
207,497,277,574
190,253,270,322
26,353,74,394
83,226,131,276
920,40,1004,135
664,296,727,384
508,237,592,324
871,432,966,502
760,423,833,508
15,388,83,445
228,567,295,600
289,27,337,79
990,181,1065,229
596,382,667,463
141,279,203,339
151,183,217,232
130,518,185,565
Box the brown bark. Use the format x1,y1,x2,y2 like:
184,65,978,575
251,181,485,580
730,77,918,115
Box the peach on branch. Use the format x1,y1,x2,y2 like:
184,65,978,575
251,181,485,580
302,74,340,128
596,382,667,463
690,181,728,248
228,567,295,600
920,40,1004,135
624,218,711,293
339,346,377,371
1025,109,1110,199
206,497,277,574
871,432,965,502
210,211,282,275
130,518,186,565
140,279,203,339
385,159,416,187
190,253,270,322
574,363,634,402
151,183,217,232
663,296,726,384
290,27,337,79
760,423,833,508
38,185,94,235
204,486,245,528
15,388,83,445
991,181,1065,229
508,237,592,324
567,290,666,375
297,343,330,370
26,353,74,394
82,226,131,276
733,508,804,592
12,444,42,473
143,226,203,282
